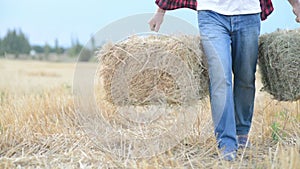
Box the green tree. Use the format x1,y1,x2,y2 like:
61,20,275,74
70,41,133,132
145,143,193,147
0,38,3,56
1,29,31,58
18,30,31,54
44,43,51,60
90,34,96,52
54,38,62,55
79,47,93,62
68,38,83,57
32,45,44,53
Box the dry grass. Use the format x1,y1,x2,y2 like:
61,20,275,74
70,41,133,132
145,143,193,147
258,29,300,101
97,35,208,106
0,59,299,168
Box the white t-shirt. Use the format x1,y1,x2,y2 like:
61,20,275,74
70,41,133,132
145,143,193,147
197,0,261,15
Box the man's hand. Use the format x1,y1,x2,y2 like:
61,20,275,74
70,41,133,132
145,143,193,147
289,0,300,22
148,8,166,32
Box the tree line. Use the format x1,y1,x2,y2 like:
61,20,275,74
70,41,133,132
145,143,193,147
0,29,93,61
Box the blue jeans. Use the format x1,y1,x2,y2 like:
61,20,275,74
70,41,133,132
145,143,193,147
197,10,260,150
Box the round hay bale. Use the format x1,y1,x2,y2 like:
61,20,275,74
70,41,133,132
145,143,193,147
95,34,209,106
258,29,300,101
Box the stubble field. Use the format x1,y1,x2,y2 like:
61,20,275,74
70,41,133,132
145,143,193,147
0,59,299,168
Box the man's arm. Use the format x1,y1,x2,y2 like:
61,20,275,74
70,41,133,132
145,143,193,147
288,0,300,22
148,8,166,32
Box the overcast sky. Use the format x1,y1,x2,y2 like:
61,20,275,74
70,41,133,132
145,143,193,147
1,0,299,47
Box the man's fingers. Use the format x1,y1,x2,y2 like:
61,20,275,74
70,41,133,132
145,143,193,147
148,12,164,32
148,19,155,31
154,24,160,32
149,21,161,32
150,24,156,31
149,22,156,31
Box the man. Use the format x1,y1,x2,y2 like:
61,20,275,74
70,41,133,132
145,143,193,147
149,0,300,161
